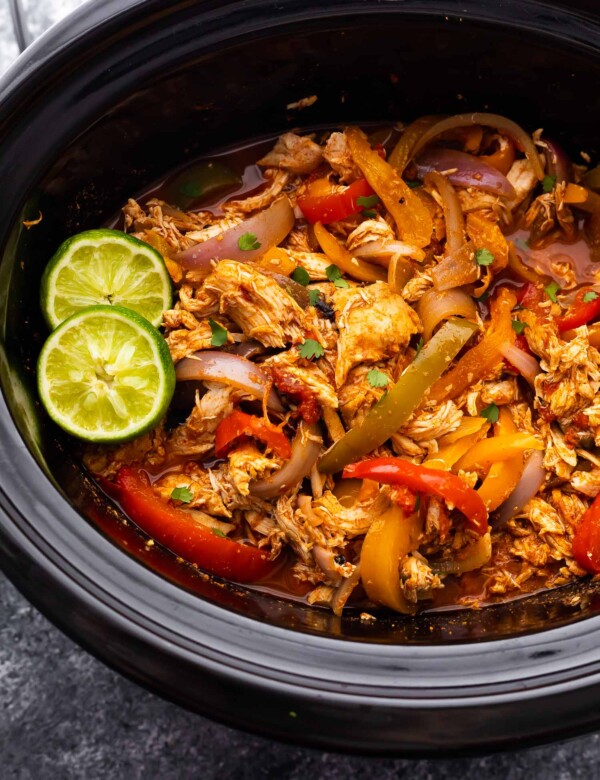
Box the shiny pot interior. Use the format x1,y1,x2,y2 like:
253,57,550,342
2,0,600,753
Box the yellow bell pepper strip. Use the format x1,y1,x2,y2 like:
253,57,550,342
344,457,488,535
477,408,524,511
318,318,478,473
388,115,442,174
360,505,423,613
454,433,543,476
430,532,492,575
437,416,487,446
429,287,517,403
313,222,387,283
256,246,297,276
345,126,433,248
425,424,490,471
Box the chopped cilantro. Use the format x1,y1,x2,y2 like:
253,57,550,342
480,403,499,424
212,528,227,538
356,194,380,209
475,290,490,303
299,339,324,360
512,319,527,335
325,264,350,288
361,209,378,219
367,369,389,388
415,336,424,356
475,248,495,266
583,291,599,303
308,289,322,307
289,711,298,718
544,281,561,303
406,180,421,189
542,174,557,193
208,318,228,347
237,232,261,251
171,486,193,504
291,266,311,286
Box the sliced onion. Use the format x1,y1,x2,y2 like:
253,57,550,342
175,197,295,269
495,450,545,526
250,422,322,498
498,342,541,387
222,340,265,359
410,113,545,180
415,148,516,198
175,351,283,411
417,288,478,341
425,171,465,254
353,240,425,263
331,562,362,616
539,138,572,184
388,255,414,293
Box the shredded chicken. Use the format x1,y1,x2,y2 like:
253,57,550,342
258,132,323,174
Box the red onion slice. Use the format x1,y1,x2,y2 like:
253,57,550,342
495,450,545,526
498,342,541,387
175,351,283,412
250,422,322,498
415,148,516,199
538,138,572,185
175,197,295,269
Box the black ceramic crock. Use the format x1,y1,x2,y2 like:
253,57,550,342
2,0,600,755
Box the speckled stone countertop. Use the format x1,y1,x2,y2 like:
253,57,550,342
2,2,600,777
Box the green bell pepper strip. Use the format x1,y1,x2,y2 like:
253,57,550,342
318,317,479,474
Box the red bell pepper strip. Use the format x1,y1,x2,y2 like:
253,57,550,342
556,288,600,332
516,282,545,313
343,457,489,535
297,178,375,224
215,410,291,459
572,493,600,573
114,467,276,582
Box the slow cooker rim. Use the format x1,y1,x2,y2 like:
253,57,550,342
2,0,600,753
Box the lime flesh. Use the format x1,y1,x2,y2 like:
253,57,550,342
41,229,172,329
37,305,175,442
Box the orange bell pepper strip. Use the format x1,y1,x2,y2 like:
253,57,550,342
360,504,422,613
345,126,433,248
313,221,387,283
425,423,490,471
429,287,517,403
437,416,488,446
563,183,600,214
454,432,543,476
477,408,524,511
466,212,509,273
388,115,442,174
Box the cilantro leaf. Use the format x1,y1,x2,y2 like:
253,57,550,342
326,264,349,288
308,289,322,307
291,267,311,286
237,232,261,251
171,486,193,504
212,528,227,538
542,174,557,193
583,291,599,303
480,403,499,424
476,248,495,266
367,369,389,388
475,290,490,303
415,336,424,356
406,180,421,189
361,209,377,219
356,194,380,209
512,319,527,335
299,339,324,360
208,318,228,347
545,281,561,303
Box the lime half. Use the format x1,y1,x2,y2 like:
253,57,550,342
41,229,172,329
37,305,175,443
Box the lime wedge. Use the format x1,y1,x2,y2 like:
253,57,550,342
41,229,172,329
37,305,175,443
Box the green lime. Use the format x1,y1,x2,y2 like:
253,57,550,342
37,305,175,443
40,229,172,329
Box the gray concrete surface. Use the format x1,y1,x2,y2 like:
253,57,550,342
1,1,600,776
